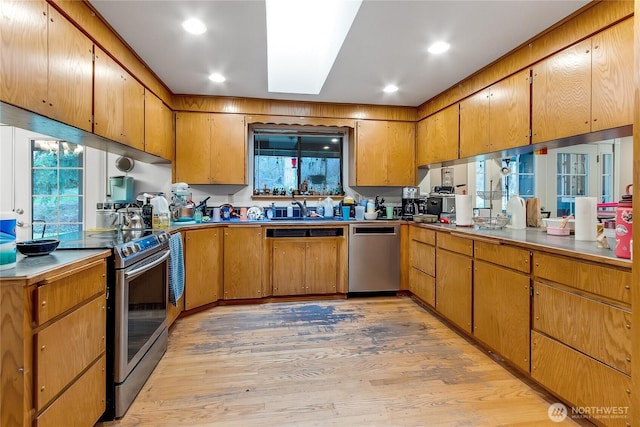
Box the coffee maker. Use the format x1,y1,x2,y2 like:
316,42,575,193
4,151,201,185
401,186,420,219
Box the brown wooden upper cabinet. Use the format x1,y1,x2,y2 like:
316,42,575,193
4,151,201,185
532,19,633,143
94,46,145,150
144,90,174,161
352,120,415,186
459,69,530,158
175,112,247,184
0,0,93,132
416,104,459,166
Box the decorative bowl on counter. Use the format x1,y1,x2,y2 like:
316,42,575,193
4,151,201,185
16,239,60,256
364,212,378,220
546,226,570,236
413,214,438,223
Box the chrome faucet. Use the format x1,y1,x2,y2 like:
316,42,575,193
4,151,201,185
292,198,308,217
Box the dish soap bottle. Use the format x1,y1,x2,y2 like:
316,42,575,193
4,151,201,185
142,197,154,229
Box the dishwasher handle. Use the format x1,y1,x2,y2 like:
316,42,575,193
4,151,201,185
351,226,398,235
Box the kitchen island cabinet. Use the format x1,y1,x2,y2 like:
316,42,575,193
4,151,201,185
184,228,222,310
473,240,531,373
223,226,263,299
435,232,473,333
94,46,145,150
175,112,246,185
1,251,109,427
352,120,415,186
459,69,530,158
0,0,93,132
416,104,459,166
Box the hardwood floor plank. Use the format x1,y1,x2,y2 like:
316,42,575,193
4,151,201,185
98,297,581,426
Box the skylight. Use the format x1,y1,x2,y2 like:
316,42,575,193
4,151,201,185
265,0,363,95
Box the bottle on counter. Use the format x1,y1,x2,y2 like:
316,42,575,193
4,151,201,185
142,197,153,229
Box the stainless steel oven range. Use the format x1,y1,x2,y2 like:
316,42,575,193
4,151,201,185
107,231,170,419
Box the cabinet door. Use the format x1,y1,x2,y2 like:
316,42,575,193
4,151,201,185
223,227,263,299
436,249,472,332
474,260,530,372
122,71,145,150
386,121,415,186
531,39,591,144
459,88,490,158
0,0,48,113
354,120,387,185
144,91,174,161
409,267,435,307
415,118,428,167
272,241,306,296
425,104,459,165
489,70,530,151
184,229,222,309
591,18,634,131
305,240,338,294
211,114,246,184
175,112,211,183
47,6,93,132
94,47,123,142
409,239,435,275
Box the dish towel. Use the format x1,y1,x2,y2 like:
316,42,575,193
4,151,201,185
168,232,185,306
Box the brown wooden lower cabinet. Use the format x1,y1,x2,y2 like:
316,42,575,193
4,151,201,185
184,228,222,309
35,355,106,427
533,281,631,375
473,260,530,372
271,239,338,296
409,267,435,307
531,331,631,427
223,226,263,299
435,248,472,333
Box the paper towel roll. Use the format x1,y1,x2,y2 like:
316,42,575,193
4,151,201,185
455,194,473,226
574,197,597,241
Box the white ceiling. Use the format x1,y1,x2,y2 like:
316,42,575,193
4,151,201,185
89,0,591,107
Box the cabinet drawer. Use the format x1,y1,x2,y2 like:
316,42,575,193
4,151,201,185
409,267,435,307
409,239,435,275
474,240,530,273
35,296,106,410
533,282,631,374
35,260,106,325
409,225,435,245
531,331,631,427
36,355,106,427
437,232,473,256
533,252,631,304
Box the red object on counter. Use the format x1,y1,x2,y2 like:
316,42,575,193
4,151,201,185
615,184,633,259
439,217,450,224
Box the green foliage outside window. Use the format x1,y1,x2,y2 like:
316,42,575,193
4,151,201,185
31,141,84,238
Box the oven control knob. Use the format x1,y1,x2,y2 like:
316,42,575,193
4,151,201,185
132,243,141,253
121,246,131,257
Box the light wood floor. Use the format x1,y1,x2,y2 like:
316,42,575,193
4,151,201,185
99,296,581,427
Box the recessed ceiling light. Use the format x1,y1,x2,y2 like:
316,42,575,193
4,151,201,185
182,18,206,35
428,41,450,54
383,85,398,93
266,0,363,94
209,73,226,83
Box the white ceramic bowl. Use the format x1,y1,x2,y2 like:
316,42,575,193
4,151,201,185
542,217,575,230
364,212,378,220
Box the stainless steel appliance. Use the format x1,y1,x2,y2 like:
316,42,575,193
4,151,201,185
57,230,170,420
348,224,400,292
401,186,420,219
111,231,169,419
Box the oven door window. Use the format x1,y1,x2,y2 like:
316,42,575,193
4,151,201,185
127,260,167,363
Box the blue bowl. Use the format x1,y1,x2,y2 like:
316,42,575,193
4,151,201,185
16,239,60,256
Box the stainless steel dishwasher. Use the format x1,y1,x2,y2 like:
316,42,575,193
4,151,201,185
348,223,400,292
